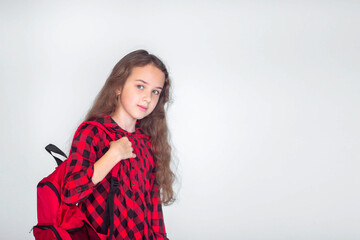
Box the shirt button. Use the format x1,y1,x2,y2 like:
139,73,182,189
132,183,135,186
132,166,135,170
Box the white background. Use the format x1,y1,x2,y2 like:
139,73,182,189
1,1,359,239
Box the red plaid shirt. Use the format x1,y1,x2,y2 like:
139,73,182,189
61,115,168,240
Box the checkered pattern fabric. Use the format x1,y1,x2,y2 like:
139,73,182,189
61,115,168,240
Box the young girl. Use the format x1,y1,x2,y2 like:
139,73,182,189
61,50,175,240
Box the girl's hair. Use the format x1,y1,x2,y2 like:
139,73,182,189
85,49,175,205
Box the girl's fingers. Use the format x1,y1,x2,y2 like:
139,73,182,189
114,136,137,159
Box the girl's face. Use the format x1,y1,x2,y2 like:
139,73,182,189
116,64,165,123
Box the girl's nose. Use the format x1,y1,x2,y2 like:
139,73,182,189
143,91,151,103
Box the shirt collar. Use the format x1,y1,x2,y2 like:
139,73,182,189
97,114,148,139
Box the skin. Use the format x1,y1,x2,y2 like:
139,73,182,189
92,64,165,185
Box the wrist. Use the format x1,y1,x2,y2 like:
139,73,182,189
106,147,121,164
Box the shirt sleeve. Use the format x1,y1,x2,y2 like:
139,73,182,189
61,124,100,205
149,168,169,240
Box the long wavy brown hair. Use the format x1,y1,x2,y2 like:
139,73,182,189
84,49,175,205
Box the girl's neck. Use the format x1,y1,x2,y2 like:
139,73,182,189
110,111,136,133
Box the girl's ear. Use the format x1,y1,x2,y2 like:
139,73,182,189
115,88,121,95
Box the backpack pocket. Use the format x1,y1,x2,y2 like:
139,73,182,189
33,225,70,240
67,221,101,240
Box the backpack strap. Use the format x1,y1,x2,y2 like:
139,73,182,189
102,167,119,238
74,120,120,239
45,144,68,166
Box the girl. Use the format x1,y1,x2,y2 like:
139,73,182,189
61,50,175,240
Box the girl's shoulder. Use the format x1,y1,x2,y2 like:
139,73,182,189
69,117,113,156
74,115,114,142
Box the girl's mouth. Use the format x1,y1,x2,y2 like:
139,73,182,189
137,105,147,112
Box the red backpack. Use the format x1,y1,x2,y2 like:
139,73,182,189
33,121,119,240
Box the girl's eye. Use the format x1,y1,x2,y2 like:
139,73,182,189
153,90,160,95
137,85,144,90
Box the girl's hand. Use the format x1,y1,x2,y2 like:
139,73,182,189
109,137,136,162
92,137,136,185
